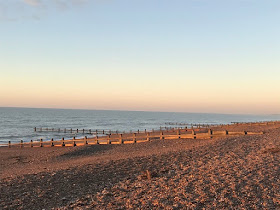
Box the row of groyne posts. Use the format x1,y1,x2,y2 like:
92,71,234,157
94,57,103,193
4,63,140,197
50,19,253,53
5,121,280,148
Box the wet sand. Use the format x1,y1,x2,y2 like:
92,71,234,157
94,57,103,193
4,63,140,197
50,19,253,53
0,124,279,209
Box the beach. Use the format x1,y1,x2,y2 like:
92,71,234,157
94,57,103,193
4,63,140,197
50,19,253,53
0,123,279,209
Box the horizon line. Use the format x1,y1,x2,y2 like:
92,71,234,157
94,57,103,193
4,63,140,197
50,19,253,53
0,106,279,116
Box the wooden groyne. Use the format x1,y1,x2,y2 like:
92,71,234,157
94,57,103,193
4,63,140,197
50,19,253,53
3,120,280,148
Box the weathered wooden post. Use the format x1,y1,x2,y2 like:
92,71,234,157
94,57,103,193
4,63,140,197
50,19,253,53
105,135,110,144
82,129,85,133
103,130,105,134
95,135,99,144
30,140,33,147
145,129,147,133
96,129,98,134
40,139,43,147
70,128,72,133
119,134,123,144
138,129,140,134
76,129,79,133
20,140,23,148
34,127,36,132
73,137,76,147
60,138,64,147
147,132,150,141
225,130,228,135
8,141,11,148
84,136,88,145
192,130,196,139
133,133,137,143
208,129,212,138
160,131,164,140
89,129,91,134
244,131,247,135
177,129,181,139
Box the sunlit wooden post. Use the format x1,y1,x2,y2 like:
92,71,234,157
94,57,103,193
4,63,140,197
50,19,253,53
30,140,33,147
95,135,99,144
119,134,123,144
177,129,181,139
73,137,76,147
8,141,11,148
192,130,196,139
208,129,212,138
147,132,150,141
160,131,164,140
133,133,136,143
60,138,64,147
40,139,43,147
225,130,228,135
84,136,88,145
20,140,23,148
107,135,111,144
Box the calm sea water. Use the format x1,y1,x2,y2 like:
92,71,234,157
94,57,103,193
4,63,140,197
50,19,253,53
0,107,279,144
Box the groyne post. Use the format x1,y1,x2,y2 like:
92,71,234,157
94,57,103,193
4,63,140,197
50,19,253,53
84,136,88,145
8,141,11,148
40,139,43,147
30,140,33,147
20,140,23,148
107,135,111,144
119,134,123,144
133,133,136,143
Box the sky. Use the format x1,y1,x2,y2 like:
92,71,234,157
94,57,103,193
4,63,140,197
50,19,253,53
0,0,280,114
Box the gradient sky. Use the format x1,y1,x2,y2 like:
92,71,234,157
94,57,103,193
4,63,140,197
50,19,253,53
1,0,280,114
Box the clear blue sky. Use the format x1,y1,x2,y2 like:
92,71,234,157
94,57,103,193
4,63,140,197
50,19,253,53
1,0,280,114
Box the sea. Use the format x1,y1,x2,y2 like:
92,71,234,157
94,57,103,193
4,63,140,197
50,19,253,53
0,107,279,145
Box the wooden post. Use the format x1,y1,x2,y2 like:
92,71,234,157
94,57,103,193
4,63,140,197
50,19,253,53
177,129,181,139
208,129,212,138
89,129,91,134
70,128,72,133
83,129,85,133
244,131,247,135
73,137,76,147
132,133,136,143
40,139,43,147
84,136,88,145
34,127,36,132
160,131,163,140
77,129,79,133
30,140,33,147
138,129,140,134
103,130,105,134
60,138,64,147
145,129,147,133
20,140,23,148
107,135,111,144
96,129,98,134
119,134,123,144
192,130,196,139
8,141,11,148
95,135,99,144
147,132,150,141
225,130,228,135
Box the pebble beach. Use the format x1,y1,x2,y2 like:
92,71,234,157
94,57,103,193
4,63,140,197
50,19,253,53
0,123,279,209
